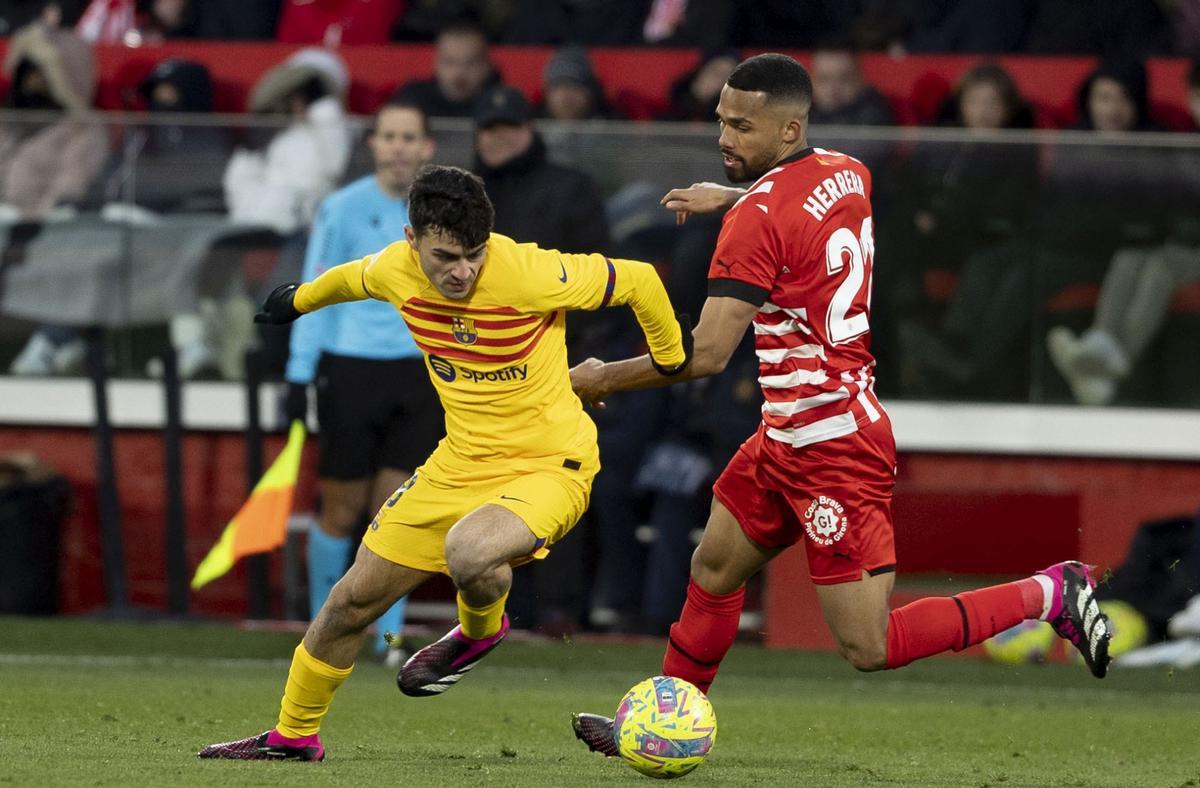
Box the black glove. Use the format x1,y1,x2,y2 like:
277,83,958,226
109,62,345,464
651,312,694,376
254,283,302,324
283,383,308,425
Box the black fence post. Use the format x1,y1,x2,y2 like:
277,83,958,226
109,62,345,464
244,346,269,618
86,327,128,613
160,346,188,615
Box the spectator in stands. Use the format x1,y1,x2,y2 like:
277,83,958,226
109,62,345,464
393,22,500,118
1025,0,1169,59
225,48,351,236
882,63,1039,396
808,41,893,127
473,84,609,254
0,22,106,223
158,47,352,379
471,83,609,633
536,45,620,121
887,62,1035,275
95,58,227,214
1046,61,1200,406
2,21,107,376
277,0,406,46
656,49,737,123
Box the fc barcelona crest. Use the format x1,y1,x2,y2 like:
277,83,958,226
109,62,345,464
452,316,478,345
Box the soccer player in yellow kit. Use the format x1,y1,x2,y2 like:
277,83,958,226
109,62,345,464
199,164,689,762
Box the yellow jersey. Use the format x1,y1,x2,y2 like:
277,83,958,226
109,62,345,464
293,232,685,484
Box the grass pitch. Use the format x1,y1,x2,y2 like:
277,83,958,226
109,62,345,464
1,616,1198,787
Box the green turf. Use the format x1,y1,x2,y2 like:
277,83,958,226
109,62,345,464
1,616,1198,787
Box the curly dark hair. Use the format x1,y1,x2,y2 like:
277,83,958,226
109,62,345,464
408,164,494,249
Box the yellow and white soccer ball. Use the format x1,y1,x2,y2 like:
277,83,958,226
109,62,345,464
983,619,1056,664
613,676,717,779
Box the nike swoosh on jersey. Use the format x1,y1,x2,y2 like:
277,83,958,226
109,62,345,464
498,494,529,504
557,260,568,283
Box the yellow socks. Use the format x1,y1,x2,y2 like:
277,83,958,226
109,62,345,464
275,643,353,738
457,591,509,640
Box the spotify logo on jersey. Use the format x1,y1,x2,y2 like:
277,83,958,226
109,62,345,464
428,354,456,382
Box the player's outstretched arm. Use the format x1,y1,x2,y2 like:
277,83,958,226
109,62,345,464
256,256,383,325
660,182,745,225
571,295,758,407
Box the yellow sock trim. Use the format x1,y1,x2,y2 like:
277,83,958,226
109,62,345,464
275,643,354,738
457,591,509,640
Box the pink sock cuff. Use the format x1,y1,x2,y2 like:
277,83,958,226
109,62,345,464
268,729,321,748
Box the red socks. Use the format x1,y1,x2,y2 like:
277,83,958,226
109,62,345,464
663,576,1044,680
662,579,745,693
885,578,1042,669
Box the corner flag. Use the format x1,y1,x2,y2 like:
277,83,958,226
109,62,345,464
191,420,307,589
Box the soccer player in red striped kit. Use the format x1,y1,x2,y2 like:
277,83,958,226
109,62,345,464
571,53,1112,756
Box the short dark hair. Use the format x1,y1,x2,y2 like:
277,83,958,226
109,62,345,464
1189,59,1200,91
374,96,430,136
726,53,812,108
408,164,494,249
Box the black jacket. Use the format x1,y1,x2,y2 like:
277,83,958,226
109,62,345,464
474,133,610,255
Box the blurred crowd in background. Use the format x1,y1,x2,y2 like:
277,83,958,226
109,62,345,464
0,0,1198,56
1,0,1199,636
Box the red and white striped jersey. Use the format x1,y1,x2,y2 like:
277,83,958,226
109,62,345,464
707,147,885,451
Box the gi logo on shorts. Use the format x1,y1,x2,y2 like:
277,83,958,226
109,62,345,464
452,316,478,345
803,495,848,545
428,354,456,382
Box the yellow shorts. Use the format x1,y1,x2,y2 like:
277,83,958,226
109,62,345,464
361,462,595,575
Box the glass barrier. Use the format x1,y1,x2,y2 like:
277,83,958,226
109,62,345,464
0,112,1197,409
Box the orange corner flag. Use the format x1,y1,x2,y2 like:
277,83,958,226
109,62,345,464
191,420,307,590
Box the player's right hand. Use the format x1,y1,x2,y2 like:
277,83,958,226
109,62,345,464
570,357,609,410
254,283,302,324
660,182,743,224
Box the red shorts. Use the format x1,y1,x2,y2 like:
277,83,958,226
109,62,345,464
712,417,897,585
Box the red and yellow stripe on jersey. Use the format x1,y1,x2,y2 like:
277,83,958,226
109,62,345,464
293,232,683,484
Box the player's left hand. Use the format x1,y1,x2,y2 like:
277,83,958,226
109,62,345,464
570,357,609,409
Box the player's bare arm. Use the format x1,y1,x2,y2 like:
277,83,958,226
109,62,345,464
660,182,745,224
571,295,758,407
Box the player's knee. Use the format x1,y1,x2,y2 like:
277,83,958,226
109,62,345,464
445,542,491,590
689,547,737,595
838,640,887,672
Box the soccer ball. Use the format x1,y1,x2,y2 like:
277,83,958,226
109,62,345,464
613,675,717,779
983,619,1056,664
